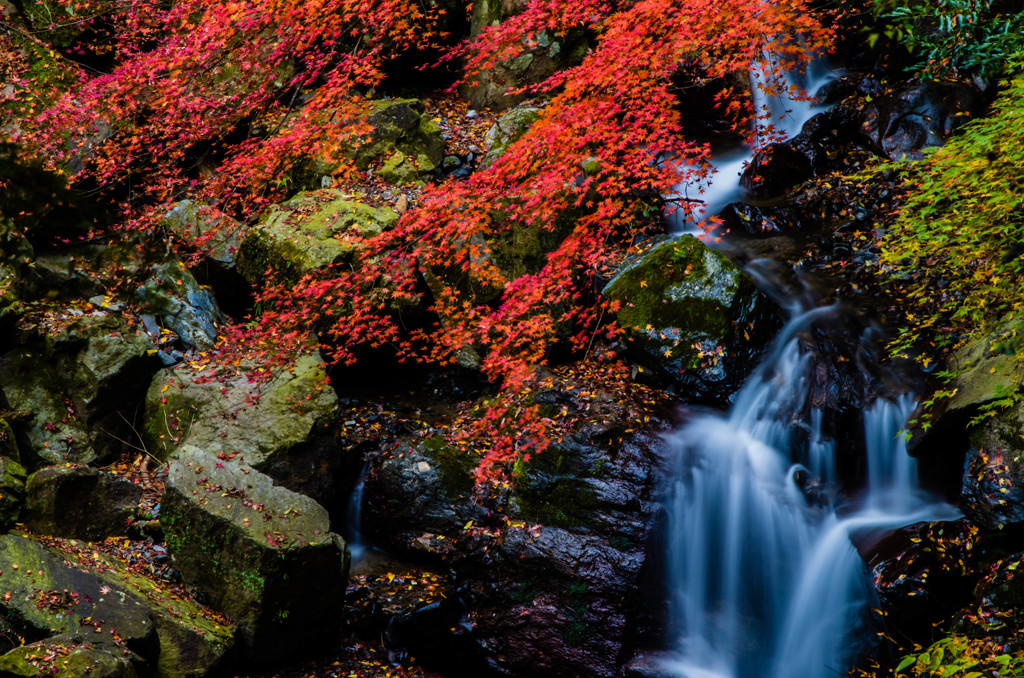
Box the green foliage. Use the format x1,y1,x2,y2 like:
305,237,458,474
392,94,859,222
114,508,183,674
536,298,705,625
895,634,1024,677
868,0,1024,77
880,73,1024,358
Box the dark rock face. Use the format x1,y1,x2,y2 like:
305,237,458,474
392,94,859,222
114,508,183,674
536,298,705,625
740,142,813,199
864,520,978,640
161,447,349,664
0,456,26,530
601,236,782,403
24,466,143,541
859,80,985,160
365,422,670,678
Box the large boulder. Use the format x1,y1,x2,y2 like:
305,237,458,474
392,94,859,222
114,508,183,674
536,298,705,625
960,406,1024,531
0,534,157,656
602,236,781,402
859,80,985,160
236,189,399,285
0,314,160,467
161,447,349,663
353,99,445,175
24,466,143,541
0,348,94,466
365,401,671,678
143,351,344,505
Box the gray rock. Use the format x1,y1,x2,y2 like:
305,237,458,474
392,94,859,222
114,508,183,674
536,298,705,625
481,105,541,169
136,262,226,351
143,351,343,504
161,447,348,662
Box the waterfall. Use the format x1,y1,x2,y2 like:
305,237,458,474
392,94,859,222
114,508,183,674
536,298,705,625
344,465,368,562
666,58,834,234
662,310,959,678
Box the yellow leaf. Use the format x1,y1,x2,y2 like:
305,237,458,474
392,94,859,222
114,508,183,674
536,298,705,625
161,385,169,392
639,280,648,288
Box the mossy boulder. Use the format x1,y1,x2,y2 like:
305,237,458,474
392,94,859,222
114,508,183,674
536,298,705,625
0,348,94,466
0,420,19,460
0,534,157,655
0,634,136,678
136,262,226,352
236,189,399,284
143,351,343,504
602,235,780,402
24,466,143,541
161,201,243,270
161,447,348,663
352,99,445,173
480,105,541,169
0,217,35,321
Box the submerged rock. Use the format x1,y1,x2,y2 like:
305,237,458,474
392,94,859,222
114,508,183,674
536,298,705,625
161,447,348,663
602,236,781,402
143,351,344,504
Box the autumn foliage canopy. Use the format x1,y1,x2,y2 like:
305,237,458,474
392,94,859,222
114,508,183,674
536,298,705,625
2,0,832,475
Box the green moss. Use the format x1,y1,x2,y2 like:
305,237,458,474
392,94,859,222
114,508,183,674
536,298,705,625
419,436,475,499
608,536,632,552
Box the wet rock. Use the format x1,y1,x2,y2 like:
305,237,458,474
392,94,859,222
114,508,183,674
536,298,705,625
161,447,349,663
0,456,26,530
961,408,1024,531
0,534,157,656
24,466,142,541
480,105,541,169
601,235,781,402
236,189,399,285
859,80,986,160
161,202,251,316
136,262,225,352
719,203,804,236
0,418,18,460
365,420,670,678
739,142,813,198
143,351,345,505
0,634,136,678
865,520,977,640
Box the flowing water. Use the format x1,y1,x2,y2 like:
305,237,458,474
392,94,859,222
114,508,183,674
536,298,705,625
661,303,959,678
666,59,835,234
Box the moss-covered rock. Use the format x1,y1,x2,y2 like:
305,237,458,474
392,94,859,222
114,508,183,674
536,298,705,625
0,534,157,655
0,420,19,461
143,350,343,503
0,634,136,678
480,105,541,169
376,151,429,186
161,201,243,270
0,349,94,466
236,189,399,284
161,447,348,663
352,99,445,173
0,456,27,531
24,466,143,541
602,235,780,402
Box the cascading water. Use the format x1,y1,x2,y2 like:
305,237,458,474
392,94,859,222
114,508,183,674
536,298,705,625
661,306,959,678
666,58,835,234
343,466,368,562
